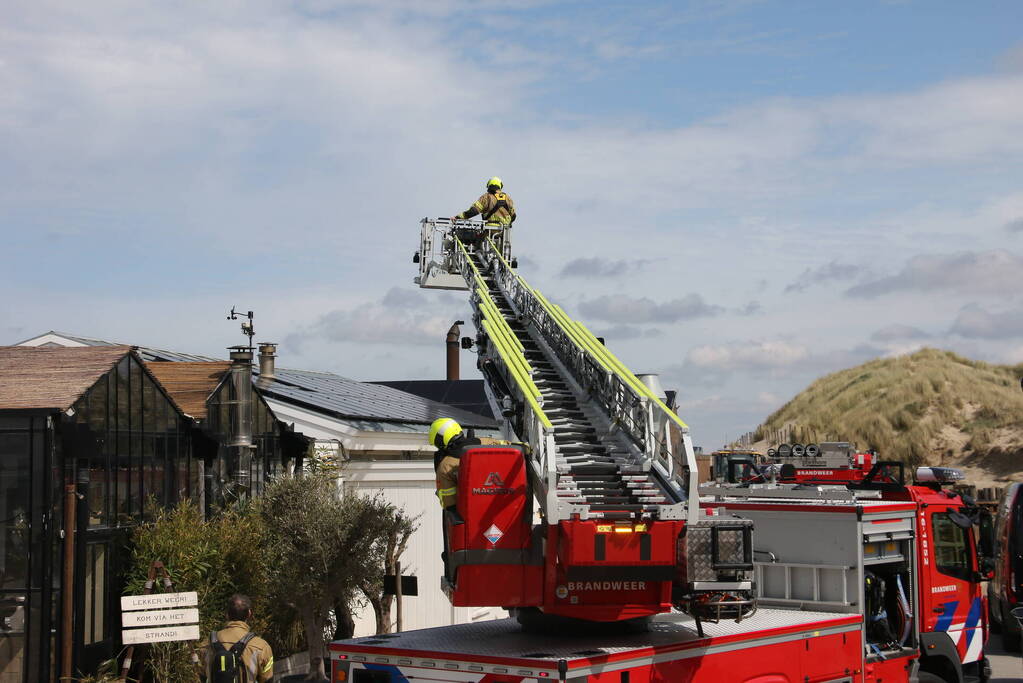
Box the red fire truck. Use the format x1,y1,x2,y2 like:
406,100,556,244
701,443,993,683
331,223,978,682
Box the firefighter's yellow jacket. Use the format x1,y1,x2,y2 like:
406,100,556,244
202,621,274,683
434,437,512,507
457,191,516,226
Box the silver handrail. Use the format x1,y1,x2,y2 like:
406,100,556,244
434,220,694,521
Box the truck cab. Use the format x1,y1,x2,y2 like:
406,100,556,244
896,474,989,681
702,444,993,683
709,449,763,483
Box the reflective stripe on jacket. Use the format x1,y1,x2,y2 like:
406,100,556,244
436,455,460,508
204,621,274,683
458,191,516,226
433,436,482,507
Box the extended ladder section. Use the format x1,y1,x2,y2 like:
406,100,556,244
416,219,698,526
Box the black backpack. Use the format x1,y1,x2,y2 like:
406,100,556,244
210,631,256,683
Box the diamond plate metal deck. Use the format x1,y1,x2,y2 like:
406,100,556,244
330,608,858,663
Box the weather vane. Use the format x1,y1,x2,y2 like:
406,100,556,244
227,306,255,350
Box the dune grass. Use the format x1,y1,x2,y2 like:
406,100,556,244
752,348,1023,466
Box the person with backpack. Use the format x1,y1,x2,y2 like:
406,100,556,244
204,594,274,683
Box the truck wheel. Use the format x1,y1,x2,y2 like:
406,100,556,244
916,672,948,683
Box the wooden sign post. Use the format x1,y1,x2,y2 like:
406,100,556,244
121,593,200,644
119,561,200,679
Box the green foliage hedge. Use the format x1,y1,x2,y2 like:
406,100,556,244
123,500,285,682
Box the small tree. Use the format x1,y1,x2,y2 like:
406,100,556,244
260,473,384,680
358,503,419,635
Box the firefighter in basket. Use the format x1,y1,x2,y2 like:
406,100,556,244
450,176,516,259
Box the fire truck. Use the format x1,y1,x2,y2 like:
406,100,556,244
327,221,972,682
700,442,994,683
408,219,753,626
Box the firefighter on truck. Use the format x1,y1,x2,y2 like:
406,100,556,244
430,418,480,509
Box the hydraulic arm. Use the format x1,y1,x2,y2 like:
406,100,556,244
415,219,754,624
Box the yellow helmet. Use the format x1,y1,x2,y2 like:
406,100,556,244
486,176,503,190
429,417,463,448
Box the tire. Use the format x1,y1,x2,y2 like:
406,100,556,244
916,671,948,683
1003,602,1022,652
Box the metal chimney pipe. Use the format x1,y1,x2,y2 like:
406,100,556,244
446,321,463,381
258,342,277,382
228,346,254,449
228,345,254,493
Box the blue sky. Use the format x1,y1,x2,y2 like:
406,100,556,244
2,1,1022,448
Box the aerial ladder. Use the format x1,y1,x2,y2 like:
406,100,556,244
414,219,754,627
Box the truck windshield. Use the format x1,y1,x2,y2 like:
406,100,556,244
933,512,972,581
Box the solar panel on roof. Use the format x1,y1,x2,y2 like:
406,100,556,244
371,380,493,419
255,369,496,428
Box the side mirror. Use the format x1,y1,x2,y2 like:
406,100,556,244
980,556,995,580
948,510,973,529
976,507,995,559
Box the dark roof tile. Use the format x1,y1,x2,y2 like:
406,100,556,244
257,369,496,428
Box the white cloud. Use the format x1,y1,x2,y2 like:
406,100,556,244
559,257,651,279
871,324,931,342
678,394,728,412
1006,345,1023,365
784,261,860,294
291,287,461,347
577,294,724,324
591,325,664,340
4,2,1023,449
949,303,1023,340
828,75,1023,164
686,340,810,372
737,301,762,316
846,250,1023,299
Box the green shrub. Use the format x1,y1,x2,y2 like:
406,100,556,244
124,500,276,682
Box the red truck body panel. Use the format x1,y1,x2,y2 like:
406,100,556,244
445,446,686,621
330,609,865,682
446,445,543,607
788,455,989,668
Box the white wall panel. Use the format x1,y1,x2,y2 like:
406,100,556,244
343,463,501,636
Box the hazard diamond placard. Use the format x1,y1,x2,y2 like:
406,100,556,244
484,524,503,544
